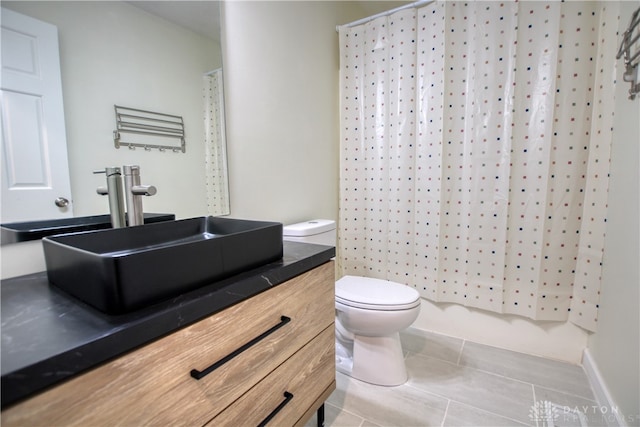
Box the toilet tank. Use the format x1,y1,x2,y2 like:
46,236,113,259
282,219,336,246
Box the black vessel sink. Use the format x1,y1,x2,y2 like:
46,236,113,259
1,213,175,244
42,217,283,314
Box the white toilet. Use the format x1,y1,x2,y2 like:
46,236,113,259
282,219,421,386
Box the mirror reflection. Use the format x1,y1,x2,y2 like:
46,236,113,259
1,1,228,231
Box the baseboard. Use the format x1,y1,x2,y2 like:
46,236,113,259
582,348,627,427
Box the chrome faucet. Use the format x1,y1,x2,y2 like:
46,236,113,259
95,165,156,228
95,167,126,228
122,165,157,227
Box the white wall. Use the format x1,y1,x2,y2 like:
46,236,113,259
585,2,640,423
220,1,403,225
2,1,221,220
221,1,345,225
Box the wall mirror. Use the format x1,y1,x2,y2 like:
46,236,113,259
1,1,228,235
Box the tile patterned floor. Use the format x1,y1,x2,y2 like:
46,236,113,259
306,328,605,427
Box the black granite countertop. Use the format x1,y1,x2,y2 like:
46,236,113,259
1,241,335,408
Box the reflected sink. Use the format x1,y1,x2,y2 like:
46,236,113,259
42,217,283,314
1,213,175,244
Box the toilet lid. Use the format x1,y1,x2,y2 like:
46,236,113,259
335,276,420,310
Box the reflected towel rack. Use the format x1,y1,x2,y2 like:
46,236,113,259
113,105,186,153
616,6,640,100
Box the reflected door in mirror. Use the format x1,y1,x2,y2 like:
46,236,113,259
1,8,73,222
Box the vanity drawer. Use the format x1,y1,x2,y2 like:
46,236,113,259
207,325,336,426
191,260,335,408
3,261,335,426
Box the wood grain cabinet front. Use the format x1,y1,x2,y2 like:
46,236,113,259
2,261,336,427
208,326,335,427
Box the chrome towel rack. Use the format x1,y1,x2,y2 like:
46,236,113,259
113,105,186,153
616,6,640,100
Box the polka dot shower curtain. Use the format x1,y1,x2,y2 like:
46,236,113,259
338,1,619,332
203,69,230,216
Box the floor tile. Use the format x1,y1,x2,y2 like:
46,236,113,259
400,328,463,364
327,371,448,426
443,400,529,427
459,341,595,400
304,402,366,427
534,385,611,427
314,328,597,427
405,352,536,424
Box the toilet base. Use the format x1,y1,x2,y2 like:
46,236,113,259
336,332,408,387
335,339,353,376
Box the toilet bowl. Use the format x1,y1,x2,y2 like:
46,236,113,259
282,219,421,386
335,275,420,386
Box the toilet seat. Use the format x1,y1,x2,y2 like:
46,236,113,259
336,276,420,311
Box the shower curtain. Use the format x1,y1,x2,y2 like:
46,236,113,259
203,69,230,216
338,1,618,332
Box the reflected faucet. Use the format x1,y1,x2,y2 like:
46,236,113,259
95,167,127,228
123,165,157,227
95,165,156,228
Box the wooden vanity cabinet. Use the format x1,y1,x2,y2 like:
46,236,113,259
2,261,336,427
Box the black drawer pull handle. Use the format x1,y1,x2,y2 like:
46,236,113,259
258,391,294,427
190,315,291,380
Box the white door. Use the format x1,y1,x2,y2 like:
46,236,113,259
1,8,73,222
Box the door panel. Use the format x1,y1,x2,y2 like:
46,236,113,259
1,7,72,222
3,90,48,187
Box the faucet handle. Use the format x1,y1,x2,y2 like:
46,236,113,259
93,167,122,176
96,186,109,195
131,185,157,196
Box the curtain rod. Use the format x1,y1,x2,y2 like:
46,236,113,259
204,68,222,77
336,0,435,31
